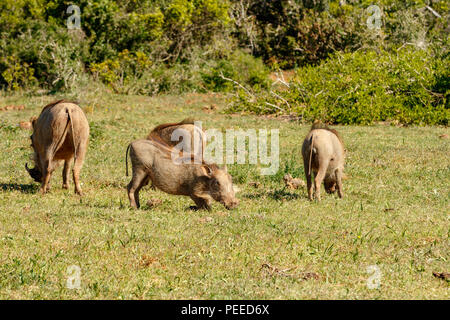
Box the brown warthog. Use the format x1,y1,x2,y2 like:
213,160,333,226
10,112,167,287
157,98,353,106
125,139,239,210
26,100,89,195
147,119,206,160
301,122,345,201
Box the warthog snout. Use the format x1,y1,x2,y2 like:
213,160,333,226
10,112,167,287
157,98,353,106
324,178,337,194
25,163,42,183
222,198,239,210
206,166,240,210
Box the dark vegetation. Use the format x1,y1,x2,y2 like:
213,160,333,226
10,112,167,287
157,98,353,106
0,0,448,124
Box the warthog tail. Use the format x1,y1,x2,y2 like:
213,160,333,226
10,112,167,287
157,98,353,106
51,108,72,159
125,144,131,176
308,134,315,175
67,108,77,161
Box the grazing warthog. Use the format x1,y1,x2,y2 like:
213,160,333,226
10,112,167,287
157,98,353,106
125,139,239,210
301,122,345,201
147,119,206,159
26,100,89,195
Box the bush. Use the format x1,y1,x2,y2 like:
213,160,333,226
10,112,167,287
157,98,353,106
90,50,153,94
227,48,449,125
126,61,207,95
163,0,231,62
232,0,449,68
0,0,234,92
0,55,37,91
0,19,89,92
201,50,270,92
89,48,270,95
0,0,448,98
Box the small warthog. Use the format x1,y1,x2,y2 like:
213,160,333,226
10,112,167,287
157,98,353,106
125,139,239,210
147,119,206,160
26,100,89,195
301,122,345,201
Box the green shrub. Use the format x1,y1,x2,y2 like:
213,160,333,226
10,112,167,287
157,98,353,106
263,9,359,68
1,0,448,97
235,1,363,68
201,50,270,92
233,0,449,68
90,50,153,94
0,55,37,91
0,14,89,92
227,48,449,125
162,0,231,62
137,62,207,94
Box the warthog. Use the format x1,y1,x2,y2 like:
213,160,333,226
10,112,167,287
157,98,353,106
301,122,345,201
26,100,89,195
125,139,239,210
147,119,206,159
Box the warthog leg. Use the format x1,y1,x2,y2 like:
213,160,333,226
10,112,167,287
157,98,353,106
134,175,150,209
190,195,212,211
303,157,313,201
336,169,344,199
40,158,54,194
72,144,87,196
62,158,72,189
127,167,148,209
314,158,329,202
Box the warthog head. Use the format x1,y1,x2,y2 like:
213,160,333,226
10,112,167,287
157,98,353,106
324,176,337,194
203,164,239,210
25,133,42,183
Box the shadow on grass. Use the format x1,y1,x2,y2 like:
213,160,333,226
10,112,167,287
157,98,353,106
0,183,39,194
89,180,127,189
243,188,301,201
243,191,267,199
269,188,300,200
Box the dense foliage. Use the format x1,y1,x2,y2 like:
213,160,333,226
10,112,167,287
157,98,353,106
228,48,449,125
0,0,448,124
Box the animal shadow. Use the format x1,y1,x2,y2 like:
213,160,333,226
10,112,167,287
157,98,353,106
268,188,300,200
0,183,39,194
243,188,301,201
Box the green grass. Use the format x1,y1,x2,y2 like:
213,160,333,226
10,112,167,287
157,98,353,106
0,92,448,299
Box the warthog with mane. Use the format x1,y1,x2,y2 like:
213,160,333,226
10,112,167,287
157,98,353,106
125,139,238,210
147,119,206,160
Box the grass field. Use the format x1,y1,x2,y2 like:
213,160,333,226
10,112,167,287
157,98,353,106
0,92,448,299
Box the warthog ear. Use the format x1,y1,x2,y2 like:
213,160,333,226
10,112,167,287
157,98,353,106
201,164,214,177
30,116,37,129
